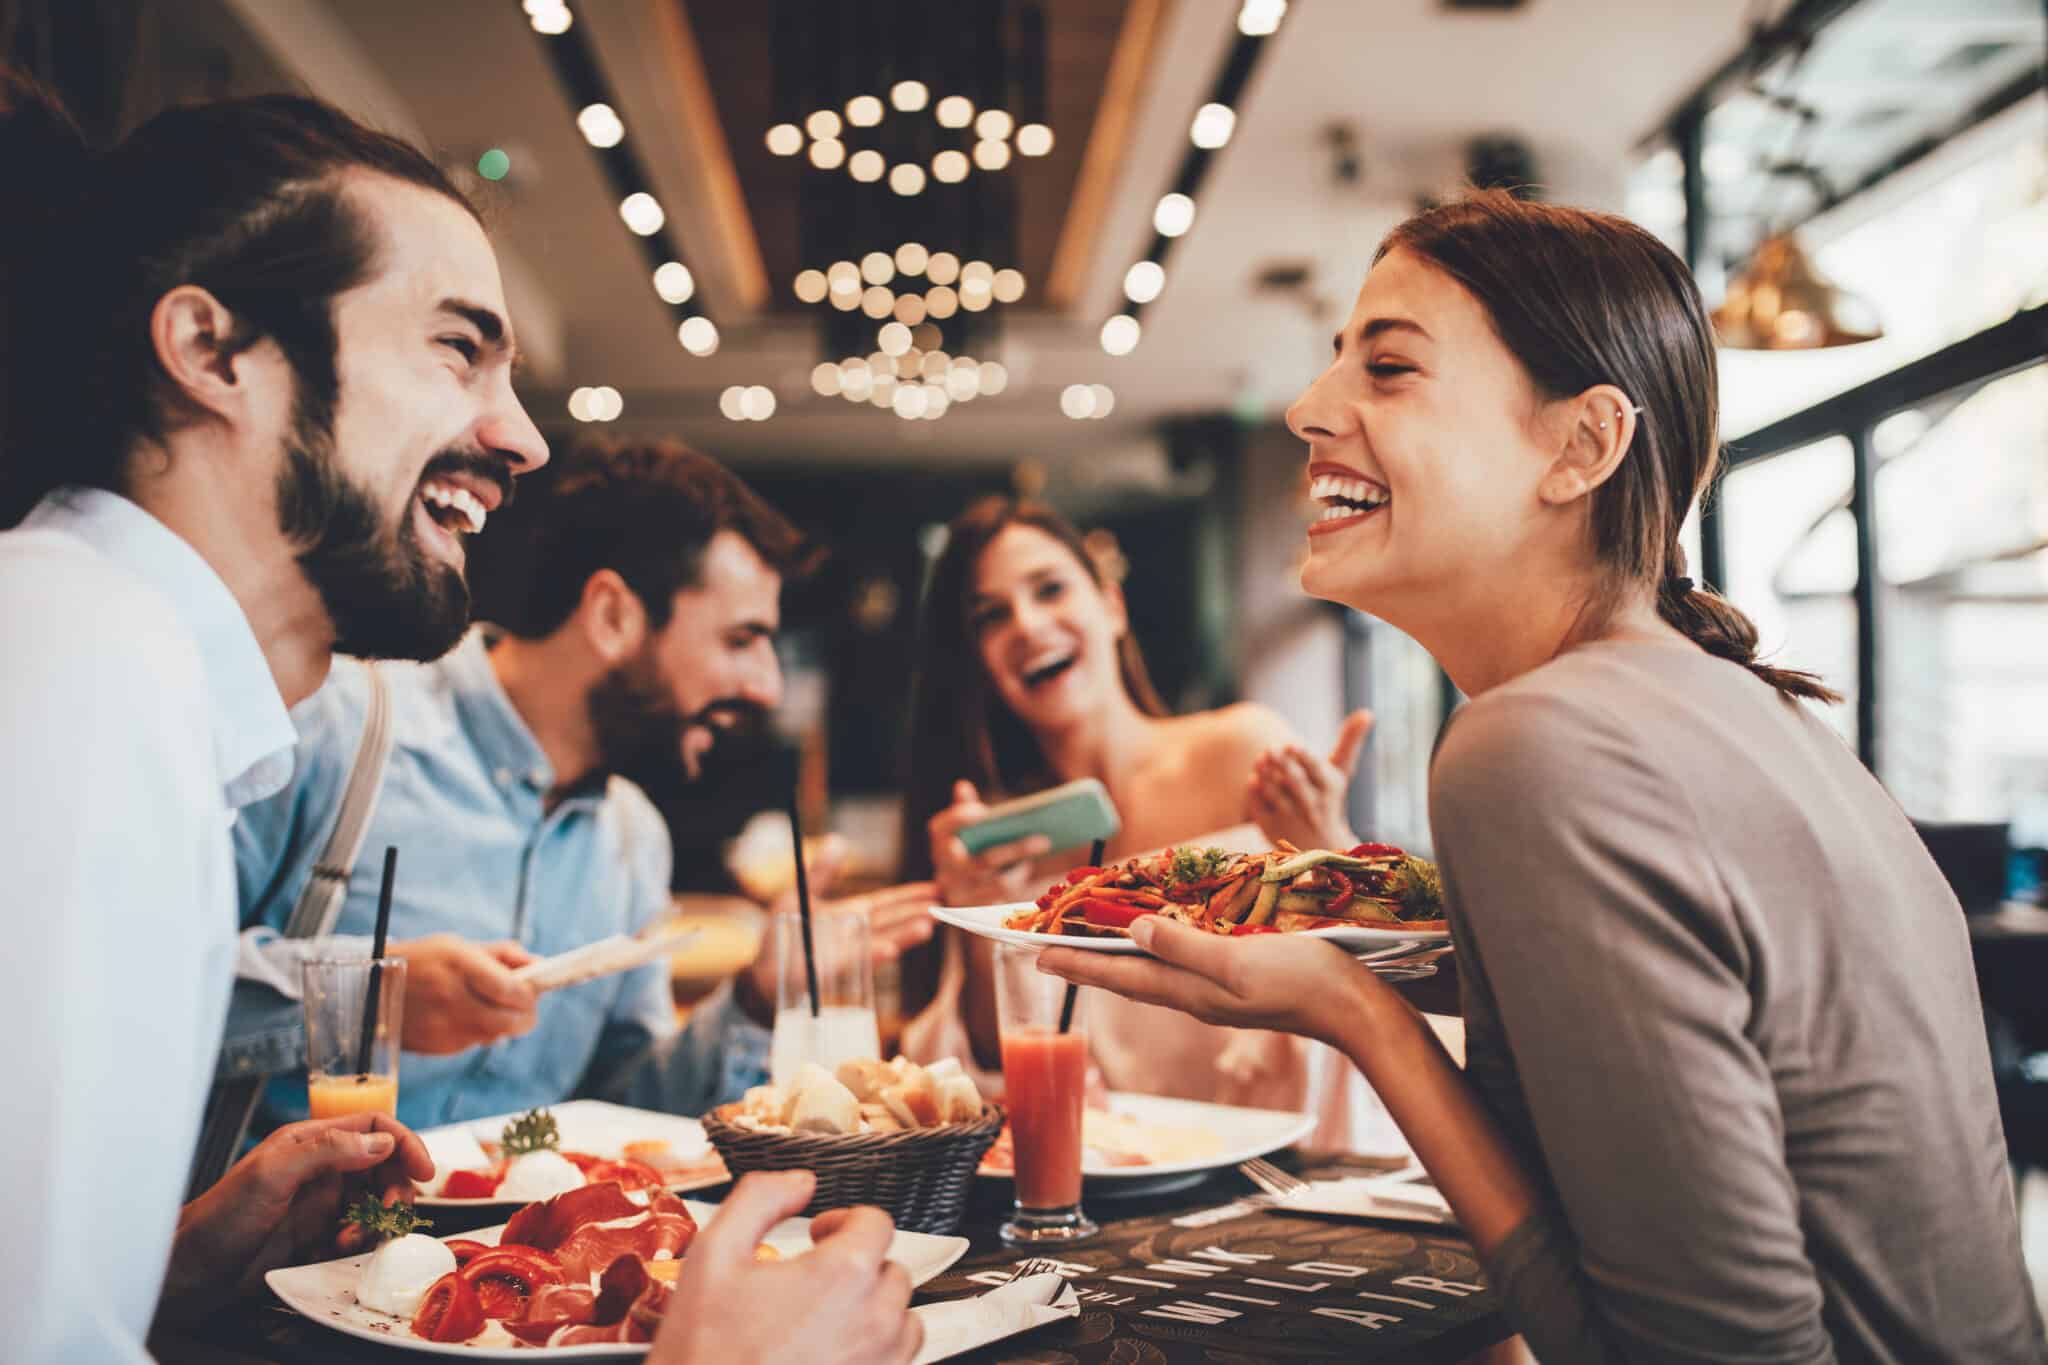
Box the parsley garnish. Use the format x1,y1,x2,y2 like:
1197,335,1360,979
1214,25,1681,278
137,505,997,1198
344,1191,432,1241
1167,847,1232,885
1390,856,1444,920
501,1107,561,1156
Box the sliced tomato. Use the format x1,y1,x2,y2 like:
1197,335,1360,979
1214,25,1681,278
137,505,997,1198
1082,898,1155,930
412,1272,486,1343
559,1150,607,1174
582,1158,665,1193
458,1246,568,1320
440,1168,505,1199
443,1239,490,1267
1347,843,1405,858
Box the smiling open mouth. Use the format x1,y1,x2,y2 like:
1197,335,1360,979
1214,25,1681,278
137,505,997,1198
1309,472,1389,532
1020,652,1078,688
418,479,488,535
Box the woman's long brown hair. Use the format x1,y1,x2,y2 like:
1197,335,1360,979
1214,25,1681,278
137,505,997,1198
896,497,1168,882
1380,190,1840,704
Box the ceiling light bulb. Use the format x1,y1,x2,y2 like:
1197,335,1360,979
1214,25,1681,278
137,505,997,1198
911,323,944,352
878,321,913,356
849,149,885,182
960,288,991,313
677,316,719,356
921,351,951,381
894,384,929,419
935,95,974,128
1236,0,1287,36
1101,313,1141,355
806,109,842,140
566,387,594,421
619,193,665,236
719,386,746,421
894,350,923,379
527,3,572,35
829,288,858,312
932,149,970,184
870,375,896,407
974,109,1014,141
960,274,992,300
591,386,623,421
895,242,929,275
945,368,978,401
811,363,843,397
743,385,775,421
867,351,892,377
808,138,845,170
1088,384,1115,418
924,287,958,319
925,252,960,286
1015,123,1054,156
1061,384,1096,419
1123,260,1165,304
827,260,860,290
923,388,950,420
846,94,884,127
977,361,1008,395
1153,192,1195,238
654,261,696,304
972,139,1011,172
1190,103,1236,150
765,123,803,156
889,163,926,196
793,269,827,304
992,269,1025,304
860,251,895,285
890,80,929,112
861,285,894,318
577,103,625,148
893,293,927,324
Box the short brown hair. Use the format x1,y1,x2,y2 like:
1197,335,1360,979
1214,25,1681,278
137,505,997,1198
471,437,810,639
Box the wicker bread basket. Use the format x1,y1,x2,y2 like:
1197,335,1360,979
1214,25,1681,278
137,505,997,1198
703,1102,1004,1234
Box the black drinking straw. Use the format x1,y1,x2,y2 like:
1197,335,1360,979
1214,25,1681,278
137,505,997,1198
788,788,822,1018
355,846,398,1076
1057,838,1108,1033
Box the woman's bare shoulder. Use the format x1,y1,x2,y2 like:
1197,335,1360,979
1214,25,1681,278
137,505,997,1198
1163,701,1295,753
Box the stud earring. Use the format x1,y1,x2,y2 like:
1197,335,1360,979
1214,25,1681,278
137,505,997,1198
1598,402,1646,431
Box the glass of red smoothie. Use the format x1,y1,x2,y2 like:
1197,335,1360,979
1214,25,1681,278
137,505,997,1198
993,942,1099,1246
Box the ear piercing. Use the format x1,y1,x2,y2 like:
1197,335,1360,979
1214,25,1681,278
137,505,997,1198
1598,403,1645,431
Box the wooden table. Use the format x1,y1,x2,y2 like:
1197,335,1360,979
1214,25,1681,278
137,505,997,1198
156,1153,1512,1364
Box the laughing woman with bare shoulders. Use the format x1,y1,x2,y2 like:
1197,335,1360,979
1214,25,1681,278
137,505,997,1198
1042,192,2045,1363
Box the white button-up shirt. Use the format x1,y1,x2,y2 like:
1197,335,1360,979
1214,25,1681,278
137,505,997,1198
0,487,296,1363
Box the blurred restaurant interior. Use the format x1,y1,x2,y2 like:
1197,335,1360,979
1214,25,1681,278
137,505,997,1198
9,0,2048,1337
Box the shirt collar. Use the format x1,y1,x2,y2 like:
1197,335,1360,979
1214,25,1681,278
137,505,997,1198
438,630,560,797
23,487,297,808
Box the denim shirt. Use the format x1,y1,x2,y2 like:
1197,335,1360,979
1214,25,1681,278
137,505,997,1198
233,632,769,1129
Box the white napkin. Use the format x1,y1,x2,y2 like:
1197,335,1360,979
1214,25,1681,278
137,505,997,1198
513,927,701,992
1280,1174,1454,1225
911,1273,1080,1364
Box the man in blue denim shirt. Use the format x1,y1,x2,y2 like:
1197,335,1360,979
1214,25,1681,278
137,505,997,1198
234,441,810,1128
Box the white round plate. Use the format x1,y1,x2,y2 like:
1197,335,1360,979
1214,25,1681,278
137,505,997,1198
415,1100,726,1208
929,902,1448,952
978,1092,1316,1189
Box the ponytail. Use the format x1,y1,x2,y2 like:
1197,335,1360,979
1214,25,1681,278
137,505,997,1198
1654,554,1842,705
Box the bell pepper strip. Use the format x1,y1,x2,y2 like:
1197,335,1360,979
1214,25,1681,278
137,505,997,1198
1064,866,1104,883
1082,898,1155,930
1348,843,1405,858
1228,922,1280,935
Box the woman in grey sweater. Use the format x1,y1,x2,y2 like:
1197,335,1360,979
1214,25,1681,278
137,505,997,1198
1040,191,2044,1363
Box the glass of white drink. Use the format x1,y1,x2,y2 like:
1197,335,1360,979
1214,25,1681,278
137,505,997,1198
768,903,880,1086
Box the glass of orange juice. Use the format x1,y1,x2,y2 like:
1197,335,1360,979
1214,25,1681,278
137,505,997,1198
993,943,1097,1247
301,957,406,1119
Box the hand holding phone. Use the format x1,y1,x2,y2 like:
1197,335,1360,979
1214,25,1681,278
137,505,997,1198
956,777,1121,857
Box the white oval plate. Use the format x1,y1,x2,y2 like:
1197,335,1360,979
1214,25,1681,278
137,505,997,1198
415,1100,726,1208
266,1199,969,1359
929,902,1448,952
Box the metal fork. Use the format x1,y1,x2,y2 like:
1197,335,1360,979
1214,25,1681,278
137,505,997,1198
1239,1157,1312,1202
1003,1255,1067,1284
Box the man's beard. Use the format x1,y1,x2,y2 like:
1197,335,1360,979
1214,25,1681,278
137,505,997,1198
273,401,495,662
586,643,768,781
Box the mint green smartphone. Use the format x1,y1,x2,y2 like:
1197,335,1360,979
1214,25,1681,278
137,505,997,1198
957,777,1121,857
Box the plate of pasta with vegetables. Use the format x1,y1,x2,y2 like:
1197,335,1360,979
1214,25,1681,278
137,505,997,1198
929,843,1450,954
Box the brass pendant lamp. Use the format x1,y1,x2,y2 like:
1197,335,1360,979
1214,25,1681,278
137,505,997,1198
1711,230,1883,350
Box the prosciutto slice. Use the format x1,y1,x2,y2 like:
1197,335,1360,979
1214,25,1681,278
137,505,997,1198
551,1190,696,1282
503,1255,670,1347
502,1283,598,1346
500,1181,643,1252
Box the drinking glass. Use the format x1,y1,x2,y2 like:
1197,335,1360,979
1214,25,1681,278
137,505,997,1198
768,904,879,1086
993,942,1097,1245
301,957,406,1119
